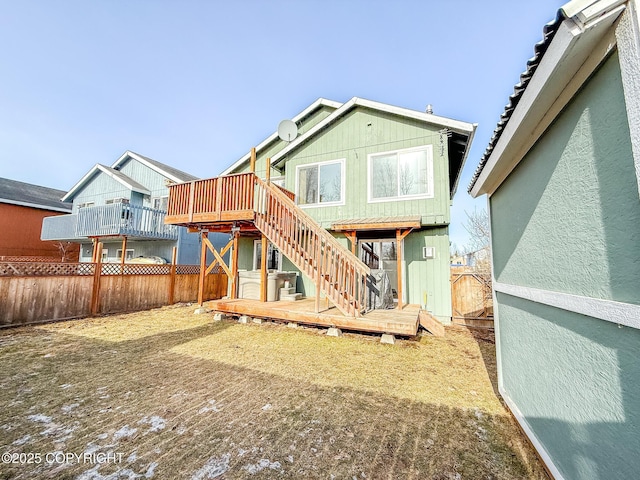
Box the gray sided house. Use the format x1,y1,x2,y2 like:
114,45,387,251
41,151,204,264
223,97,476,324
469,1,640,479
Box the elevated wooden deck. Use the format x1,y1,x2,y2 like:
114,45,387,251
206,297,420,336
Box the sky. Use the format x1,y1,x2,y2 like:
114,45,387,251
0,0,563,250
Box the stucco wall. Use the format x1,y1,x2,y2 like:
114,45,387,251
491,51,640,305
489,51,640,479
496,293,640,480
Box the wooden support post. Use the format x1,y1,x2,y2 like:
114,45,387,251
90,242,103,316
91,238,98,263
396,229,411,310
345,231,357,255
260,235,268,302
198,231,208,306
250,147,256,173
266,157,271,182
314,235,321,313
120,236,127,275
230,232,239,299
169,246,177,305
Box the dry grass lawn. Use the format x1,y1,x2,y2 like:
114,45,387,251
0,304,549,479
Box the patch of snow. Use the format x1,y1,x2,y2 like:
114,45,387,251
175,425,187,435
60,383,73,389
190,453,231,480
138,416,166,433
261,404,272,411
43,353,53,358
113,425,137,440
127,452,138,463
84,443,100,456
242,459,282,474
198,400,221,414
287,455,294,463
61,403,80,413
144,462,158,478
97,433,109,440
13,435,31,446
27,414,52,423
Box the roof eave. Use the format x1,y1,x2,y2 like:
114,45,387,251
220,98,343,176
112,151,192,184
0,198,72,213
272,97,476,168
470,1,625,198
449,123,478,199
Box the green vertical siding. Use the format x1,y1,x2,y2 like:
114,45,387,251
281,109,450,228
404,228,451,323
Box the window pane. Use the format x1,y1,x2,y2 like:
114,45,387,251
371,154,398,199
298,166,318,205
319,163,342,203
398,150,428,195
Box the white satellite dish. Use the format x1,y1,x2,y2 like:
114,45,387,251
277,119,298,142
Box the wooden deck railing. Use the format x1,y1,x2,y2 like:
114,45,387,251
254,177,371,317
165,172,372,317
166,173,256,224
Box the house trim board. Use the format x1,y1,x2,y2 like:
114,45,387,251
220,98,343,176
499,387,566,480
493,281,640,330
615,1,640,198
271,97,475,169
470,4,625,197
112,151,194,184
62,164,151,202
0,198,71,213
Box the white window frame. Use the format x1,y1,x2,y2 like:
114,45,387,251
367,145,434,203
253,240,282,271
77,201,95,212
106,198,130,205
116,249,135,261
294,158,346,208
101,249,109,262
270,176,285,188
152,196,169,211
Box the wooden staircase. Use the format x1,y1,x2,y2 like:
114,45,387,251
165,172,372,318
253,176,371,317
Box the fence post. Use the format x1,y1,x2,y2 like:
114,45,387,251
90,242,103,316
169,246,177,305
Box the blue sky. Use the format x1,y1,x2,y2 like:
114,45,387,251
0,0,562,249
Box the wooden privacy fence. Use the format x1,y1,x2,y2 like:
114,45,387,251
451,268,494,329
0,261,228,327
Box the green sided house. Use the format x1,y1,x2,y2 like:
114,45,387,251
166,97,476,335
469,0,640,479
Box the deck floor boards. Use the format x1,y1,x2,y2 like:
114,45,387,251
206,297,420,336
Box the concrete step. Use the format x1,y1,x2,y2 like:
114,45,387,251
280,286,296,296
280,292,302,301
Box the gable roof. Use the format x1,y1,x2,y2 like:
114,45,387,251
270,97,477,198
112,151,198,183
0,177,72,213
469,0,627,197
222,96,476,198
220,98,343,176
62,164,152,202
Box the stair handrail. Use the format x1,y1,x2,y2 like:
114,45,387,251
253,175,371,274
